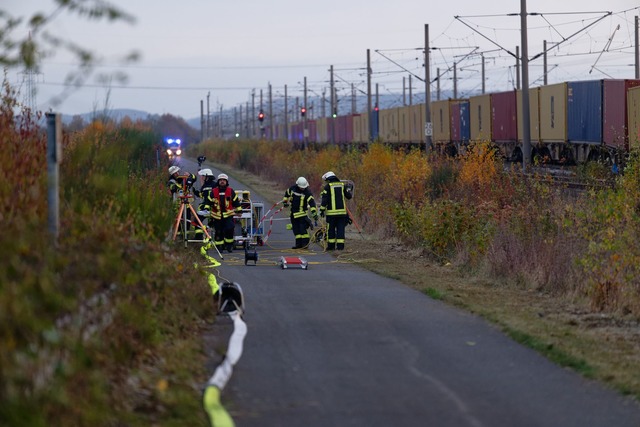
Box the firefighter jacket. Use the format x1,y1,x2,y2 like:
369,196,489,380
283,185,318,219
208,186,241,220
167,173,196,195
195,177,217,211
320,176,352,217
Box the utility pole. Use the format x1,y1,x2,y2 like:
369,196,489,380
219,105,223,138
251,90,256,139
453,62,458,98
634,15,640,79
520,0,532,168
206,92,210,139
424,23,433,154
403,76,407,106
367,49,373,142
543,40,548,85
437,68,441,100
269,83,273,141
409,75,413,106
234,107,238,137
481,54,486,94
330,65,335,144
304,76,308,148
200,100,204,142
351,83,356,114
284,85,289,141
516,46,521,90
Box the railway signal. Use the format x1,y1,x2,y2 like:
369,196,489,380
258,111,265,122
300,107,306,117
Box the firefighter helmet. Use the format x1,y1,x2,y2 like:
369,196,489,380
198,168,214,176
218,173,229,181
322,171,336,180
168,166,180,175
296,177,309,188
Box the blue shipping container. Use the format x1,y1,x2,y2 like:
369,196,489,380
567,80,602,143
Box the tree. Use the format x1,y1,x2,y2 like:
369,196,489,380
0,1,139,107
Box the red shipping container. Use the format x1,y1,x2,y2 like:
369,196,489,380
603,79,640,150
491,90,517,142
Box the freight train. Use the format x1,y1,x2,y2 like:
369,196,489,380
273,79,640,165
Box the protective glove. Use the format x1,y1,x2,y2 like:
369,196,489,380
283,202,289,208
312,214,319,221
320,211,325,218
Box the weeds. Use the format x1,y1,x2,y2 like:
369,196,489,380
190,139,640,317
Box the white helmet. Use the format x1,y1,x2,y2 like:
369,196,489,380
168,166,180,175
322,171,336,180
296,176,309,188
217,173,229,181
198,168,214,176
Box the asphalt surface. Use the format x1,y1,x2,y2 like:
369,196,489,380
176,157,640,427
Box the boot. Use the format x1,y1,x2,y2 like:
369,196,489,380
337,243,345,250
226,242,234,253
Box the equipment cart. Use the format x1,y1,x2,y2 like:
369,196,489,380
233,190,264,249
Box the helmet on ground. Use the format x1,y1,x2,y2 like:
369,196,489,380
296,177,309,188
218,173,229,181
168,166,180,175
198,168,214,176
322,171,336,180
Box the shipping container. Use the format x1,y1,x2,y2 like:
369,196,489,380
370,109,379,140
517,87,540,143
539,83,567,143
398,105,412,143
603,79,640,150
379,107,400,143
450,100,470,143
431,100,451,143
567,80,602,144
410,103,425,143
491,90,517,142
397,105,424,143
469,93,492,142
628,86,640,150
315,117,328,143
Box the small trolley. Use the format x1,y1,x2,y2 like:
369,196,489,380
233,190,264,249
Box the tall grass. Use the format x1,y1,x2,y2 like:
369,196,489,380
190,138,640,316
0,79,211,425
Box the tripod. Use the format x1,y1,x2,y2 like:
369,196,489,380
171,175,212,248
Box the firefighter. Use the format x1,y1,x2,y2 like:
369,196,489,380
193,168,217,238
209,173,242,253
167,165,197,232
283,176,318,249
167,165,196,198
319,171,352,250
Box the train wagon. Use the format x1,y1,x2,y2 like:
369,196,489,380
628,85,640,151
469,93,492,143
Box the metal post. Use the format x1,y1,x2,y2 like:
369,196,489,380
367,49,373,142
200,100,204,142
304,76,308,148
516,46,521,90
635,16,639,79
284,85,289,141
424,24,433,154
520,0,532,168
46,112,61,243
269,83,273,140
543,40,548,85
481,54,485,94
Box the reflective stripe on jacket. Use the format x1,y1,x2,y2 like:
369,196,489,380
283,185,317,219
209,187,240,219
320,178,350,216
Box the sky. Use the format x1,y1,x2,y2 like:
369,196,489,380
6,0,640,121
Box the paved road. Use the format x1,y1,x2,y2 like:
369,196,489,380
177,158,640,427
